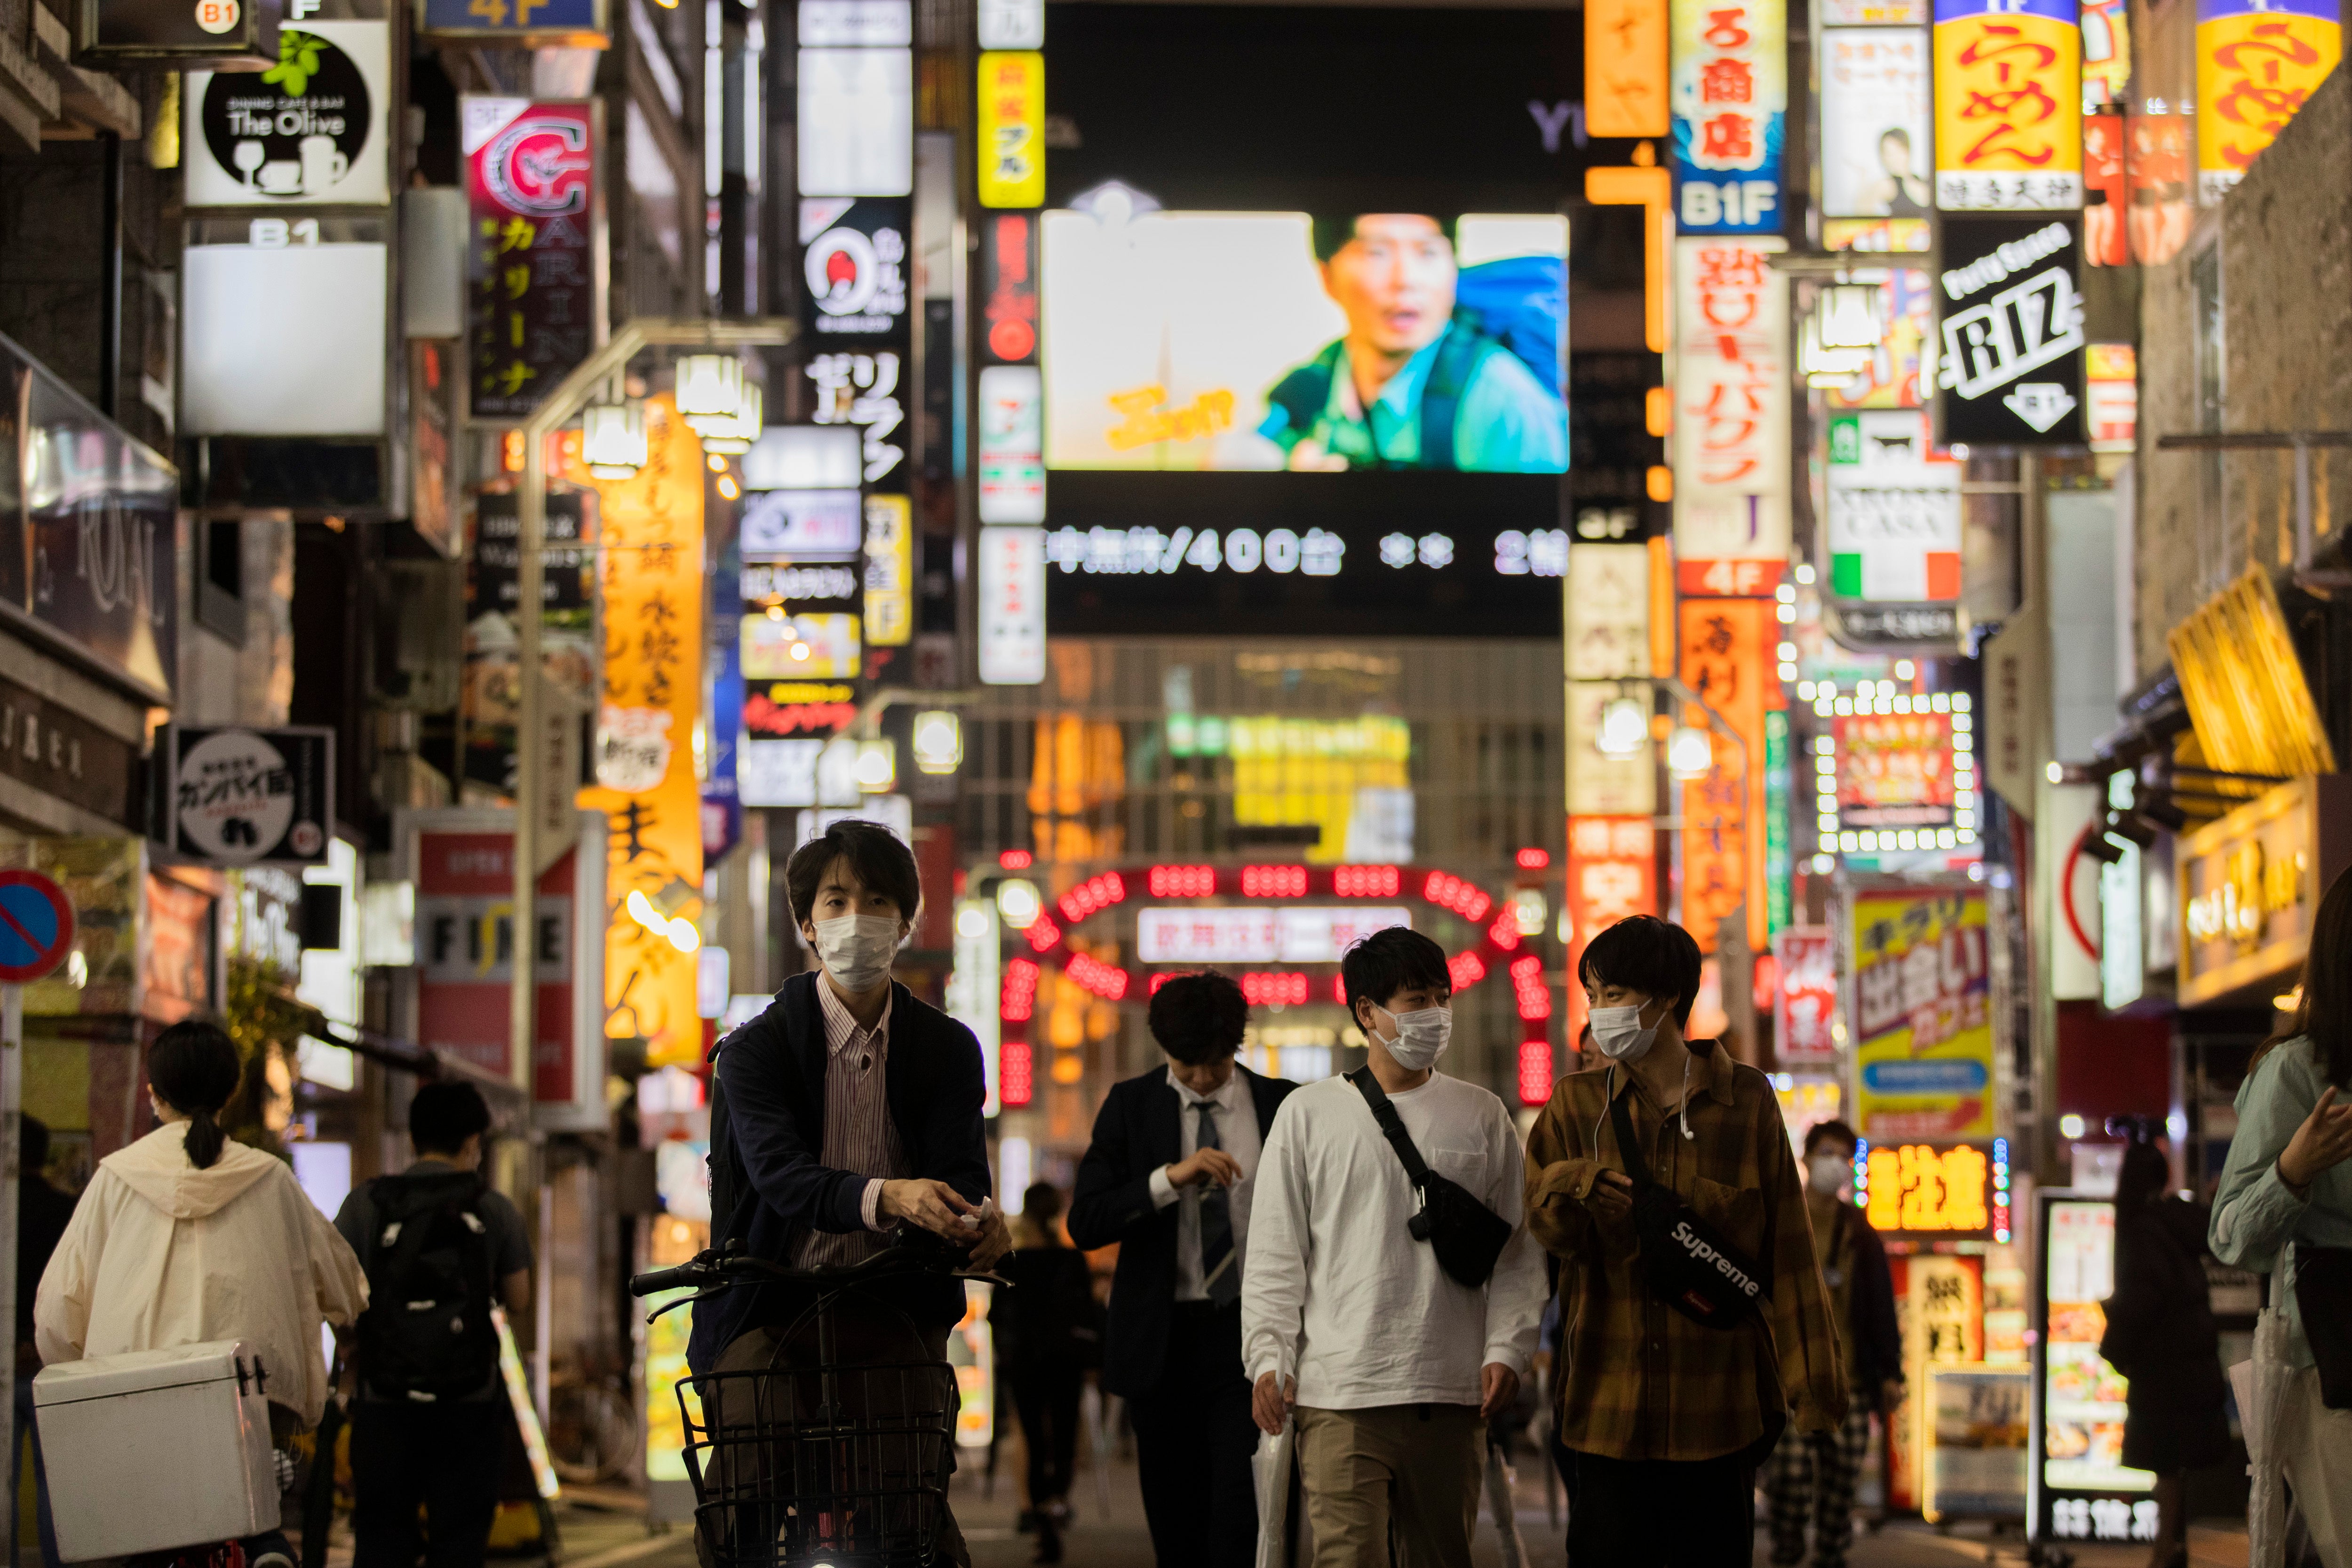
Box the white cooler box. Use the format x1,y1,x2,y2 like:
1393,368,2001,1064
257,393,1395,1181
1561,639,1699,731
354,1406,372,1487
34,1339,282,1561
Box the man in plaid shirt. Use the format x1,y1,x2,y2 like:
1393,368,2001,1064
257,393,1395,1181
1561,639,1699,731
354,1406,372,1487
1525,915,1848,1564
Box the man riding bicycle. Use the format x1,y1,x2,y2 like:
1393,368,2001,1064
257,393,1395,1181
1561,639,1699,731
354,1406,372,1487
693,819,1010,1566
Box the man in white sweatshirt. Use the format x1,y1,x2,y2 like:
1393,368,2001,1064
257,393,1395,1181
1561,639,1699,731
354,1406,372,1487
1242,926,1548,1568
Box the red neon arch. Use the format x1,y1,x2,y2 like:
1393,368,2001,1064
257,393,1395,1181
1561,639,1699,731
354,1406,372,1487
997,862,1545,1026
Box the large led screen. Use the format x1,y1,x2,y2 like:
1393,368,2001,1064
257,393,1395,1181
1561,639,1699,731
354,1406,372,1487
1041,210,1567,474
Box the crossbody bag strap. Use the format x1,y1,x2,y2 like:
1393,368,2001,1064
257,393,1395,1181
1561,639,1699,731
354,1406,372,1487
1606,1073,1657,1192
1347,1067,1431,1186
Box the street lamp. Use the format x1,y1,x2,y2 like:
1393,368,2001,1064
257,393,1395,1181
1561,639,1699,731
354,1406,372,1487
912,709,963,773
1596,695,1649,758
675,353,743,425
581,400,647,479
1667,724,1714,779
699,382,763,455
1817,282,1882,349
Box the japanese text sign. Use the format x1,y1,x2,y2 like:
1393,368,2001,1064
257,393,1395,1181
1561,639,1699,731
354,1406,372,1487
1848,885,1995,1138
1836,711,1956,826
1565,541,1651,679
1671,0,1788,232
977,51,1044,208
1673,236,1791,569
1863,1140,1993,1234
802,197,913,348
1566,814,1658,1040
1678,597,1770,953
567,397,705,1068
980,211,1040,364
2196,0,2341,203
1774,925,1838,1061
1934,215,2085,445
1588,0,1670,137
1933,0,2082,210
978,526,1046,685
1566,684,1658,817
464,98,602,421
422,0,603,42
864,494,914,646
172,727,334,866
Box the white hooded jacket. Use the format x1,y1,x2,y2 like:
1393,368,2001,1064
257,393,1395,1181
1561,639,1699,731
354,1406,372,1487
34,1122,369,1425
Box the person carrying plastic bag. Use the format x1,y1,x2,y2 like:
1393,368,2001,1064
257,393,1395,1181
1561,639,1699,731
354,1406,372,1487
2210,867,2352,1568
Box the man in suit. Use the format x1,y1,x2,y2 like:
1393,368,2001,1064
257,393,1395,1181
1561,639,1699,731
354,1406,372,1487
1070,972,1297,1568
692,819,1011,1567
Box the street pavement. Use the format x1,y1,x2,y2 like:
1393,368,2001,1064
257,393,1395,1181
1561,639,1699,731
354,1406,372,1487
494,1456,2181,1568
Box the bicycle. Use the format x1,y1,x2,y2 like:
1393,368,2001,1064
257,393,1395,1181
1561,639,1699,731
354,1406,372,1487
631,1240,1009,1568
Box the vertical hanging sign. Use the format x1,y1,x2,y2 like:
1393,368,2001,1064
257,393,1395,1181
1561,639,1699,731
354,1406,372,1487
1932,0,2082,210
976,51,1045,208
1670,0,1788,233
570,396,706,1069
1588,0,1670,138
1672,236,1791,577
463,98,604,421
2196,0,2341,202
1678,597,1772,955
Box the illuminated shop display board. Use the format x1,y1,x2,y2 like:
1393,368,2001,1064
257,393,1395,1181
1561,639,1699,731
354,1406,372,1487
2032,1194,2159,1547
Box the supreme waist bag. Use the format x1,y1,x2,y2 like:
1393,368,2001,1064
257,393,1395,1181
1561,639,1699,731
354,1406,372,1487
1608,1089,1771,1330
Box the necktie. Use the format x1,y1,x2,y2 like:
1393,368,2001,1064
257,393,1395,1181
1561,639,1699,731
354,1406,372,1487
1195,1100,1239,1305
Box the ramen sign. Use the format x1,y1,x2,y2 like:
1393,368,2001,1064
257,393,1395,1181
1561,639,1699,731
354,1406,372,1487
2176,775,2352,1006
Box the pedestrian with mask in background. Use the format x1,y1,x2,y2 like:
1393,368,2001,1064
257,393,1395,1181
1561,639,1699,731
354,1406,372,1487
1764,1120,1900,1568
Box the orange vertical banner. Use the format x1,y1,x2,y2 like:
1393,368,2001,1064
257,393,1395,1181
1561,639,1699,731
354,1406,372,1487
573,395,707,1068
1587,0,1671,138
1677,597,1769,954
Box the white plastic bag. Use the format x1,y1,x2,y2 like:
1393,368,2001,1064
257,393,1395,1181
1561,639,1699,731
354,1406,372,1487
1254,1421,1295,1568
2246,1303,2299,1568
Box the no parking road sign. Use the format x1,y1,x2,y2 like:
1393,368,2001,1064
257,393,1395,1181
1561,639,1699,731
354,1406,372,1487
0,870,74,984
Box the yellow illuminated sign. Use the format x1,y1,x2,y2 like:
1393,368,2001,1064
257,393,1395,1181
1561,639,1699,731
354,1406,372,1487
864,494,913,647
2196,1,2341,202
2168,565,2337,780
1865,1142,1992,1233
569,395,705,1069
977,52,1044,208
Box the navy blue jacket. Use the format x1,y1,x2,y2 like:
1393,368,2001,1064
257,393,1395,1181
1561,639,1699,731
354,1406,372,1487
1066,1063,1295,1398
688,971,992,1371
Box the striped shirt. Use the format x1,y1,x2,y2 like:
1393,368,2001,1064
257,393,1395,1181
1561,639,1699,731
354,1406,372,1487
794,978,911,1268
1524,1039,1849,1461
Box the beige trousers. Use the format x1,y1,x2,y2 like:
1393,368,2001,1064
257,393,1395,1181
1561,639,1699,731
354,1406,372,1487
1295,1403,1484,1568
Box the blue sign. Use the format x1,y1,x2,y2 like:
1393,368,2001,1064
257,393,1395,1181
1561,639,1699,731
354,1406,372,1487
421,0,602,39
1669,0,1789,234
1861,1058,1990,1095
0,870,74,984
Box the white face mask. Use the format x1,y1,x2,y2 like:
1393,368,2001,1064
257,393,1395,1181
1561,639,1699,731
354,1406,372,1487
811,914,901,993
1808,1153,1851,1197
1371,1004,1453,1072
1588,999,1661,1063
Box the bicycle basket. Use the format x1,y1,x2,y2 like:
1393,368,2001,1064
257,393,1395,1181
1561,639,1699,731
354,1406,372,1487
678,1296,959,1568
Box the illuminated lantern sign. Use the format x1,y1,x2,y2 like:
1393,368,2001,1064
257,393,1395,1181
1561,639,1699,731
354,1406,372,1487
1774,925,1837,1062
1860,1140,1994,1236
1932,0,2082,211
1678,598,1771,954
980,212,1040,365
1669,0,1787,233
2196,0,2342,204
1673,237,1791,575
976,51,1045,208
464,99,603,421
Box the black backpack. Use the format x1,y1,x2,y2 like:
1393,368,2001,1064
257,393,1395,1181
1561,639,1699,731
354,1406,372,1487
357,1170,501,1402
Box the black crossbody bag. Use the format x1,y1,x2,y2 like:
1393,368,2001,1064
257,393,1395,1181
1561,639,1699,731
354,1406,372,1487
2295,1245,2352,1409
1348,1068,1514,1288
1609,1087,1773,1330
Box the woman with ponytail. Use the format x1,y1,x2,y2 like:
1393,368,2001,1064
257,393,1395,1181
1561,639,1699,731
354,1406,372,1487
33,1020,369,1458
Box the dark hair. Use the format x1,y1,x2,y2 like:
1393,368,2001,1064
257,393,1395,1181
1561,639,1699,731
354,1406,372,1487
785,820,922,927
1804,1118,1860,1157
21,1114,49,1176
1577,915,1704,1027
409,1080,493,1156
1880,126,1912,151
2114,1138,2171,1215
1023,1182,1065,1227
1309,212,1458,264
1148,972,1249,1065
2256,863,2352,1087
1342,926,1453,1017
148,1020,243,1171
